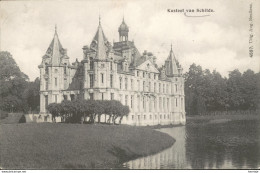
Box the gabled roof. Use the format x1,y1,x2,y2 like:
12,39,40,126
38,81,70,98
136,59,160,73
165,45,179,76
45,26,64,66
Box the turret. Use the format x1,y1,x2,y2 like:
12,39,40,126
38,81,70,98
118,17,129,41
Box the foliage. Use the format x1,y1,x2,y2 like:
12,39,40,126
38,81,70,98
0,51,39,113
185,64,260,116
46,99,130,124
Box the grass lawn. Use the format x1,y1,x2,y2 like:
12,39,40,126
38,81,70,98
0,123,175,169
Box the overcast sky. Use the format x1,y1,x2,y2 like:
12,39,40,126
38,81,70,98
1,0,259,81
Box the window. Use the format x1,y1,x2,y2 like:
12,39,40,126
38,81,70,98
45,79,48,90
55,78,57,86
111,93,114,100
150,115,152,119
125,95,128,105
137,71,139,77
163,84,165,93
143,81,145,91
101,73,104,83
176,98,178,107
163,98,165,109
55,69,58,73
132,115,134,120
137,95,140,111
138,115,140,120
166,84,168,93
102,93,104,100
160,114,162,119
175,84,178,92
154,98,157,111
159,97,162,110
125,78,128,90
149,82,151,92
63,95,68,100
154,83,156,92
64,64,67,74
168,114,170,119
90,58,94,70
131,79,133,90
164,114,166,119
148,73,150,78
144,115,146,120
70,94,75,101
143,96,145,110
45,95,48,110
159,83,161,92
119,94,122,103
155,114,157,119
110,62,113,70
137,80,140,91
90,74,94,88
45,64,48,74
119,78,122,89
167,98,169,110
131,95,133,108
149,98,152,112
90,93,94,100
55,95,57,103
143,72,145,78
110,74,113,87
154,74,156,80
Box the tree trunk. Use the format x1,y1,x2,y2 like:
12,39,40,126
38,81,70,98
98,114,101,123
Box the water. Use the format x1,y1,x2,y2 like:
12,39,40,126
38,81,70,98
123,120,260,169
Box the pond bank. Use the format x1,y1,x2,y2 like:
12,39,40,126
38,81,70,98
187,114,260,124
0,123,175,169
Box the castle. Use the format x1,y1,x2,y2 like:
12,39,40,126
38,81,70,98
38,17,186,126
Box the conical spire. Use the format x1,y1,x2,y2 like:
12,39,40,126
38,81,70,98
46,25,64,66
91,17,108,59
165,44,179,76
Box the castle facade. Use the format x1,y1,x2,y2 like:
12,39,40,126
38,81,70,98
38,18,186,126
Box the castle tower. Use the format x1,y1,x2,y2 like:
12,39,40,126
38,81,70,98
38,26,70,113
118,17,129,41
83,17,116,101
164,45,186,125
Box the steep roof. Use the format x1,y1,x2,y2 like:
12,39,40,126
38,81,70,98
45,26,64,66
165,45,179,76
90,19,109,59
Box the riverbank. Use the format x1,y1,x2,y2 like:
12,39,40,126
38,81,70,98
187,114,260,124
0,123,175,169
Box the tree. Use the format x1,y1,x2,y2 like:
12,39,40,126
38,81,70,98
47,103,61,122
0,51,29,112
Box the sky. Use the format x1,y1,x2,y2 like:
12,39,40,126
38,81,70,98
1,0,259,81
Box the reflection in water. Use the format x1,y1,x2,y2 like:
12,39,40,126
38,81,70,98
124,126,190,169
124,120,260,169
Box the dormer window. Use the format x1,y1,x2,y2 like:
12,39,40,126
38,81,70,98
64,63,67,74
45,63,48,74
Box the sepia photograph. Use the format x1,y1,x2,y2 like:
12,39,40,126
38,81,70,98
0,0,259,171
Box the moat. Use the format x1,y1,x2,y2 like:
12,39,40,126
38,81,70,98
123,119,260,169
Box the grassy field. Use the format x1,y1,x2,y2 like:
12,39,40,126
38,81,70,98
0,123,175,169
